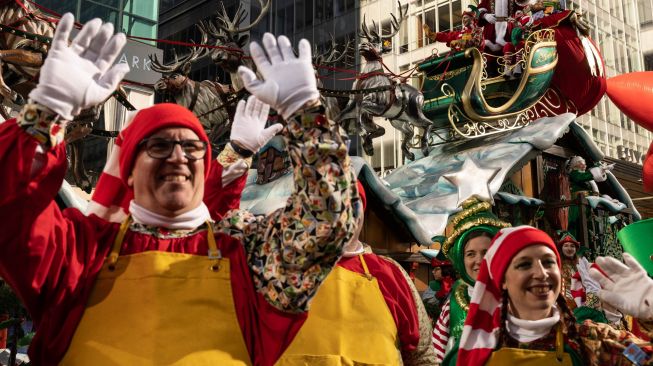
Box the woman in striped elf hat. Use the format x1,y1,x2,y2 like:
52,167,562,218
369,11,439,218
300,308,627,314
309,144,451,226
456,226,653,366
432,198,511,364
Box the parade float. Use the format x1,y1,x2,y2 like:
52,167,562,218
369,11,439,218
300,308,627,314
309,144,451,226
0,0,650,291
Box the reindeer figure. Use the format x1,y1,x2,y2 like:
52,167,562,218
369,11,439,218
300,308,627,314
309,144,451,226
150,29,233,146
337,2,433,161
197,0,270,92
313,35,352,122
0,1,56,117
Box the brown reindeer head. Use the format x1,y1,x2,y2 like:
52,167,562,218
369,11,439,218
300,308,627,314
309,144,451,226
198,0,270,74
149,28,208,95
359,1,406,61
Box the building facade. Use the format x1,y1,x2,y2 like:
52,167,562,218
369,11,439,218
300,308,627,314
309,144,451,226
157,0,359,100
360,0,651,175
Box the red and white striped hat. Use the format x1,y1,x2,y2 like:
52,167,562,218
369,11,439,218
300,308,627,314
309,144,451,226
456,225,560,366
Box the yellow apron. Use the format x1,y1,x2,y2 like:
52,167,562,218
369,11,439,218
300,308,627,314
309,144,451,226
275,254,401,366
486,324,573,366
60,217,251,365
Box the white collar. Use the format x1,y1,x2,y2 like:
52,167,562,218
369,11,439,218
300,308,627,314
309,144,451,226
342,240,365,257
506,307,560,343
129,201,211,230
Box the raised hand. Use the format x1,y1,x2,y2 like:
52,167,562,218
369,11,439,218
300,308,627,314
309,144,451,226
237,33,320,120
483,13,497,24
29,13,129,120
230,95,283,153
589,253,653,320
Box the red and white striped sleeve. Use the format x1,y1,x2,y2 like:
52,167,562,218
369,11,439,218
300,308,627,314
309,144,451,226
432,298,451,363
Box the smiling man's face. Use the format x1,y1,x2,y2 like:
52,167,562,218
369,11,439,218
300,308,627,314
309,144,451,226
128,127,205,217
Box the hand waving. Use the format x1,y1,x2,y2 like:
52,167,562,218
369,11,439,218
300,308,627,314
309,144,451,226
230,95,283,153
237,33,319,120
29,13,129,120
589,253,653,320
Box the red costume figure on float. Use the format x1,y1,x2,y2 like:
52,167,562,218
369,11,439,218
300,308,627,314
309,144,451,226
423,9,483,52
478,0,527,53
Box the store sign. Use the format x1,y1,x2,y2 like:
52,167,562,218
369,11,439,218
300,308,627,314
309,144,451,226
617,145,645,165
115,41,163,85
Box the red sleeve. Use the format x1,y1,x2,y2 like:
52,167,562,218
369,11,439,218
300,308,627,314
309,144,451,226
0,120,115,364
435,31,458,45
338,254,420,352
203,160,248,220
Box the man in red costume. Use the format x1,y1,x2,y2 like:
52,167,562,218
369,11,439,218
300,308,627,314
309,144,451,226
0,13,358,366
423,8,483,52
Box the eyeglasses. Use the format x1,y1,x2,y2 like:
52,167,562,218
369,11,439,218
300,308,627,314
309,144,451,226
139,137,207,161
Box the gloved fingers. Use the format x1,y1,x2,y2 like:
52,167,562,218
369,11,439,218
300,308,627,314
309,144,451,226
597,289,628,314
71,18,103,56
262,33,283,64
96,63,130,93
237,66,259,88
595,255,630,277
589,267,614,290
81,22,113,63
623,253,647,275
245,95,258,118
235,99,247,119
51,13,75,52
222,160,248,187
257,100,270,121
277,36,295,61
95,32,126,73
248,42,271,73
297,39,313,62
263,123,284,139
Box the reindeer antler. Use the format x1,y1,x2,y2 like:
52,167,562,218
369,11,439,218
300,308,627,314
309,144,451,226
382,1,406,40
150,24,208,75
314,34,353,66
359,2,406,42
202,0,270,42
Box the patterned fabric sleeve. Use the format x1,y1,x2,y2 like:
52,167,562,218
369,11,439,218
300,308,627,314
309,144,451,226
433,299,451,363
217,106,358,313
577,319,653,366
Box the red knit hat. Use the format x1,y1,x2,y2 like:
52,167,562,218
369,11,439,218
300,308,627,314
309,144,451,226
118,103,211,183
457,226,560,366
356,180,367,211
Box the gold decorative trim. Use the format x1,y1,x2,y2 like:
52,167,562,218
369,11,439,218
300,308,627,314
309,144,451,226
455,281,470,313
461,29,558,121
442,216,512,255
449,201,492,228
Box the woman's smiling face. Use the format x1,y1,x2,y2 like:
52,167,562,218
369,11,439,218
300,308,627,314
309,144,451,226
502,244,561,320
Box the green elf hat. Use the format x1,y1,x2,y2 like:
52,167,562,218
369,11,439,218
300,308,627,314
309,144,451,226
557,230,581,248
617,218,653,276
440,198,512,285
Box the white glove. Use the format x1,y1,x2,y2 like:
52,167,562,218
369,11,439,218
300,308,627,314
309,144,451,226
237,33,320,120
222,160,249,187
29,13,129,120
589,253,653,320
484,13,497,24
230,95,283,153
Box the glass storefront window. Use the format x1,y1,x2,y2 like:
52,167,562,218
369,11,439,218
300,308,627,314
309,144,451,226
123,0,159,21
122,15,157,39
80,1,119,25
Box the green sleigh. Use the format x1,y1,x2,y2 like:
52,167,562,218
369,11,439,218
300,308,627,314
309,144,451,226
418,29,568,141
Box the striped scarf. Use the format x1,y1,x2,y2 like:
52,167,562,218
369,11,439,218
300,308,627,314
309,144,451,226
457,226,560,365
